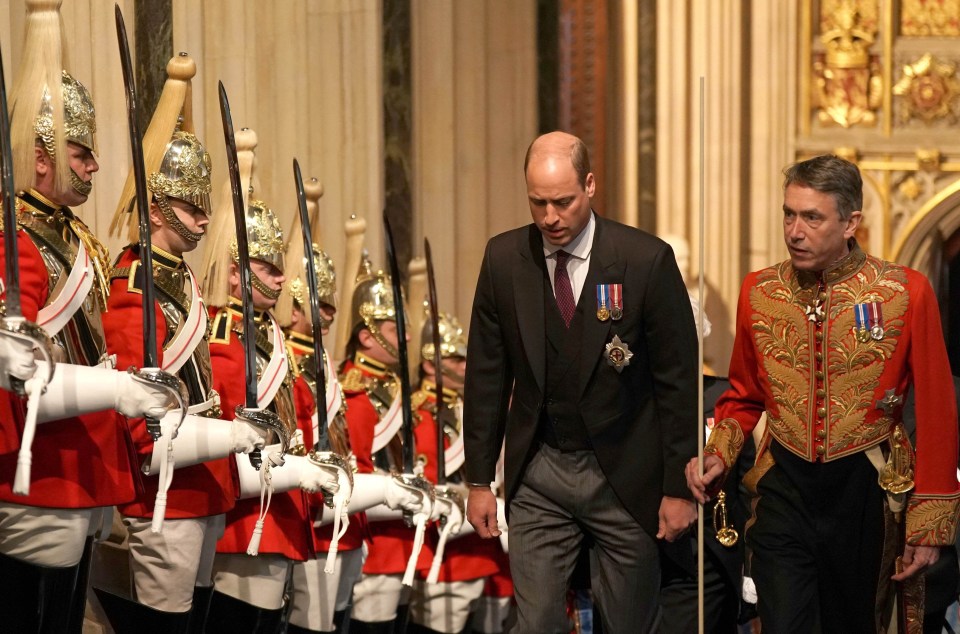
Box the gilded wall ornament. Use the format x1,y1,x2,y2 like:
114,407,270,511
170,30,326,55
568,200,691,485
893,54,960,124
901,0,960,36
813,0,882,128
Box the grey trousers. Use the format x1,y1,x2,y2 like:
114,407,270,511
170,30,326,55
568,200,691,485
507,443,660,634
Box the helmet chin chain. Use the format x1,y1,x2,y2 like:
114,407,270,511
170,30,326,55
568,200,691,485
368,323,399,361
252,273,281,301
70,170,92,197
156,194,203,243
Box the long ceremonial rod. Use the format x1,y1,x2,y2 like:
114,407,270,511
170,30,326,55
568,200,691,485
697,75,706,634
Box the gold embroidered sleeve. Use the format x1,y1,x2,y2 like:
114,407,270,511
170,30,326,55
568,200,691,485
905,491,960,546
703,418,745,471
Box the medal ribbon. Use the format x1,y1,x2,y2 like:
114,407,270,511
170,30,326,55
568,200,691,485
611,284,622,313
596,284,608,311
870,302,883,331
854,303,868,333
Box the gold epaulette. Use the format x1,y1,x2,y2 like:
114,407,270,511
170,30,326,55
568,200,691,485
339,367,365,393
110,261,189,315
411,389,429,413
209,306,237,344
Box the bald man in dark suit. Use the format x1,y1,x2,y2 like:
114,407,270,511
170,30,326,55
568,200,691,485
463,131,699,633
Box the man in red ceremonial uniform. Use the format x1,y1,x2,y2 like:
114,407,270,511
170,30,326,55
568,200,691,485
340,256,435,633
687,155,960,632
408,311,502,634
0,3,178,630
96,54,269,630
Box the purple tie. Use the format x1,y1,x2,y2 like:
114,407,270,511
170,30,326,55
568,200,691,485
554,250,575,327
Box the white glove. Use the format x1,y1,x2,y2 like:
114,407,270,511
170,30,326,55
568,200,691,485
385,476,427,514
114,370,178,419
0,332,37,390
231,415,269,454
36,365,176,423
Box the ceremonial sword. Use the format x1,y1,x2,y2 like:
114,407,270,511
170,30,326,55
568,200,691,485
292,159,352,490
424,238,446,486
218,83,284,469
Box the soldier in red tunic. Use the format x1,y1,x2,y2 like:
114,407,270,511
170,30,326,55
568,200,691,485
278,199,366,633
95,54,269,630
0,3,179,630
407,311,503,634
340,257,436,633
199,129,339,631
687,155,960,632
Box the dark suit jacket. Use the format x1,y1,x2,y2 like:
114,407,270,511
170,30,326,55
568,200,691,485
463,214,699,537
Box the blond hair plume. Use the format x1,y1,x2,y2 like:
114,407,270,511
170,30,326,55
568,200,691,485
200,128,258,307
111,53,197,243
276,177,324,328
10,0,69,195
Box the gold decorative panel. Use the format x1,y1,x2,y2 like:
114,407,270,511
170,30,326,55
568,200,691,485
901,0,960,36
812,0,882,127
893,54,960,124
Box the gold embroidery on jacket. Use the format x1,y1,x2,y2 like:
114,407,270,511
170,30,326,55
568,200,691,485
749,256,909,461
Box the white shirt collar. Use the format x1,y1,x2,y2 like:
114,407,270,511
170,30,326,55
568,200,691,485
542,212,595,261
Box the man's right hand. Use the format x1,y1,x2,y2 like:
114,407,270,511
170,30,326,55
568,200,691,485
685,454,726,504
467,486,501,538
0,333,36,389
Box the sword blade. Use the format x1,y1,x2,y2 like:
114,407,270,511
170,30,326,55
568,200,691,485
382,214,414,473
293,158,329,451
217,82,257,408
115,5,158,368
0,39,19,318
424,238,445,484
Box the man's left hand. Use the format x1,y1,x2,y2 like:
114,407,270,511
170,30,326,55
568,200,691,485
891,544,940,581
657,496,697,542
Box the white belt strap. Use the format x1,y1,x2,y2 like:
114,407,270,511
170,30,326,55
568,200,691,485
162,266,207,374
38,240,94,337
256,312,288,408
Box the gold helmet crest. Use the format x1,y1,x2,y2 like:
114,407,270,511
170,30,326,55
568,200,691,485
421,310,467,362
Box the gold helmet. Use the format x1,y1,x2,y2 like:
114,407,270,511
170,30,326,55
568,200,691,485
11,0,97,197
350,252,399,358
278,244,338,329
112,53,212,244
420,309,467,362
233,199,285,272
201,128,280,306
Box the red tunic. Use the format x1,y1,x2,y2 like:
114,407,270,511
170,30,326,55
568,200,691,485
102,246,237,519
210,306,313,561
413,399,500,582
0,215,138,509
341,359,434,576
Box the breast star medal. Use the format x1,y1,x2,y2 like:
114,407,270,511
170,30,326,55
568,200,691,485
604,335,633,373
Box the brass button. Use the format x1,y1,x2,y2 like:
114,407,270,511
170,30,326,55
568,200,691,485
816,445,825,456
818,292,827,301
816,428,826,439
816,389,825,398
817,407,826,418
815,371,824,380
815,352,823,362
815,332,823,341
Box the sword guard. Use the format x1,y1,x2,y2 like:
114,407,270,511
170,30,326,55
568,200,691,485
130,367,189,439
236,406,288,471
0,316,55,395
393,472,435,527
308,449,354,508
